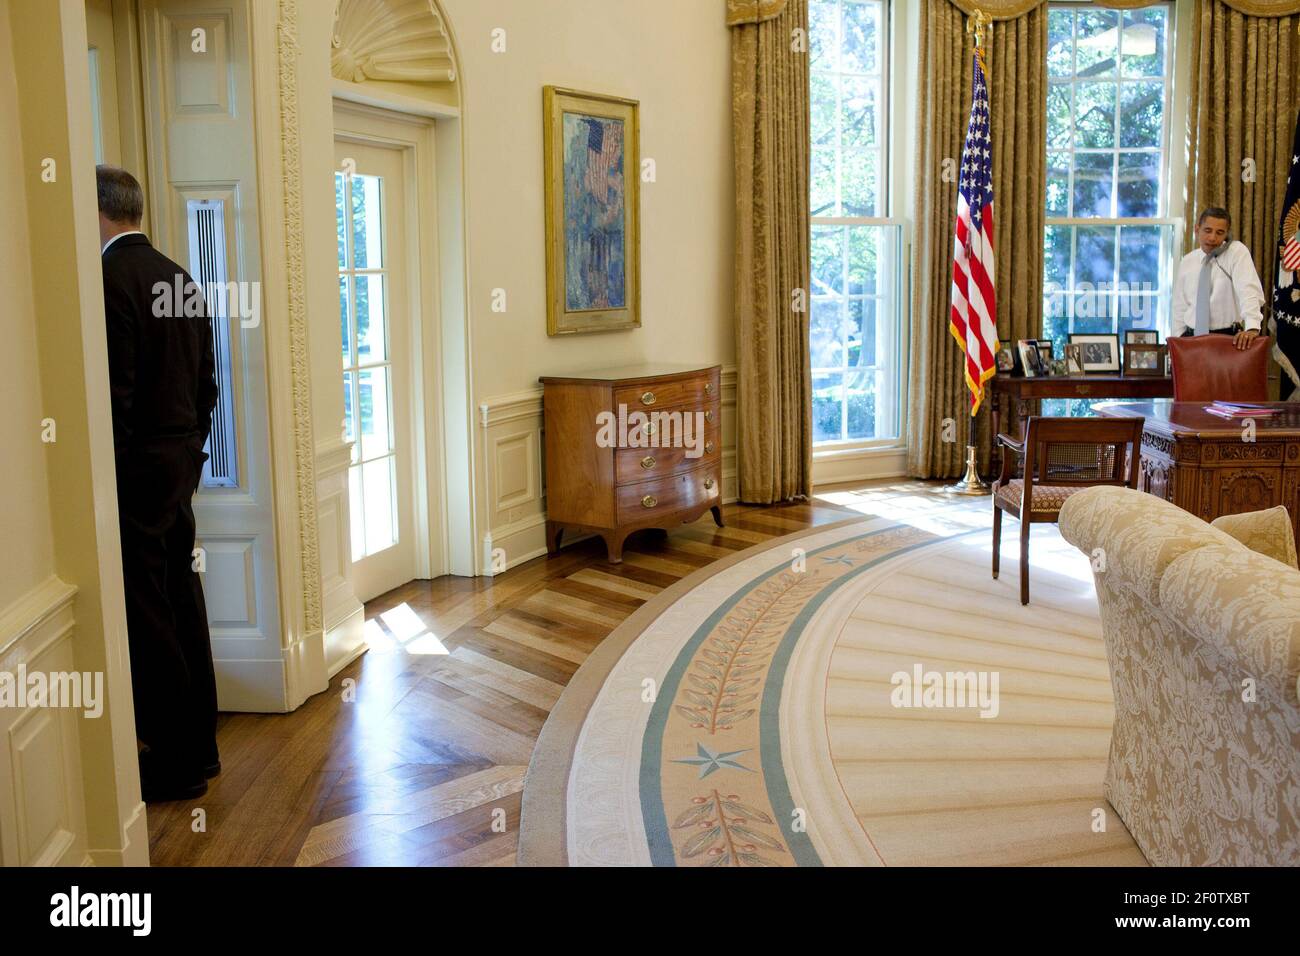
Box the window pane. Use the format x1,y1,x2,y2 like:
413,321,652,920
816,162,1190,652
849,297,876,367
809,0,838,72
1075,225,1116,287
1046,152,1070,217
840,0,879,74
813,372,844,443
1047,9,1074,78
357,365,393,461
841,76,878,148
1044,224,1072,290
354,274,388,363
1046,84,1072,148
1074,82,1116,148
339,275,352,367
1121,8,1166,78
1071,292,1113,334
1118,225,1162,288
811,72,838,147
811,295,846,369
812,225,844,296
1117,151,1160,217
847,225,879,295
1075,9,1119,77
1073,152,1113,217
845,368,876,440
351,173,383,270
812,147,837,217
1119,81,1163,148
841,148,878,216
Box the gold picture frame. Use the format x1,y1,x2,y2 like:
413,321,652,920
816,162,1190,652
543,86,641,335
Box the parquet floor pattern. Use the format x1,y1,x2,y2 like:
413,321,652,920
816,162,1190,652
146,490,874,866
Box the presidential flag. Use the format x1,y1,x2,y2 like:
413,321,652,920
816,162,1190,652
1274,108,1300,399
949,48,999,415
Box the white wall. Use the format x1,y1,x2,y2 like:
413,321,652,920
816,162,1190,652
440,0,735,398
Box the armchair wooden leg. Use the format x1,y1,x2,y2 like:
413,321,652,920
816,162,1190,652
1019,518,1031,605
991,505,1002,579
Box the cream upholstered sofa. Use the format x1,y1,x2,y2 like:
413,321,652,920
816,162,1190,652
1058,486,1300,866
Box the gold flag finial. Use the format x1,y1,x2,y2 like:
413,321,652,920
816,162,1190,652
967,8,990,49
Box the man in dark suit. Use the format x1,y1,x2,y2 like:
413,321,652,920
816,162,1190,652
97,165,221,802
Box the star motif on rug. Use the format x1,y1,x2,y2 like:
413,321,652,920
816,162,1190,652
672,743,754,778
820,555,855,566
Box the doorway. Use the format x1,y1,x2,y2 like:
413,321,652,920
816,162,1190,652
334,110,438,601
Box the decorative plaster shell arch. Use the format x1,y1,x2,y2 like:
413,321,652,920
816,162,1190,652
331,0,457,84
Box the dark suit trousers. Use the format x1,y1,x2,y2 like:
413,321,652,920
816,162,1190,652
118,440,218,778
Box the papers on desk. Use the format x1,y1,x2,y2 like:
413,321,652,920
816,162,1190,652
1204,401,1280,419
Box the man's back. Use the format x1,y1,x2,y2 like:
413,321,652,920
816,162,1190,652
101,234,218,460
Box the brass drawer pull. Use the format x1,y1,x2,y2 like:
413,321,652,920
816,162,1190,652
704,477,715,490
641,495,658,508
641,390,657,406
705,440,715,454
704,409,715,423
704,382,715,394
640,456,656,469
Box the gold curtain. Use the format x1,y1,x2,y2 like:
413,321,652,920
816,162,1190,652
730,0,813,503
1187,0,1300,303
726,0,788,25
906,0,1047,478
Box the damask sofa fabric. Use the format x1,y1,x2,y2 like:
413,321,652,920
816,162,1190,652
1059,486,1300,866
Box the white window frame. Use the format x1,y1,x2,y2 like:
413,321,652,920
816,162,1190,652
810,0,908,457
1044,0,1179,343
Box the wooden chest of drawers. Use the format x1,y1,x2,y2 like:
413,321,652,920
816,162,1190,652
539,363,723,563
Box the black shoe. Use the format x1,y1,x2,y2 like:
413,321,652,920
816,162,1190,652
202,761,221,779
141,774,208,803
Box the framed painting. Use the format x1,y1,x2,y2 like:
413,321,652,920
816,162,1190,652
543,86,641,335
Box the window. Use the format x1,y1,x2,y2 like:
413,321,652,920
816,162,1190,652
1043,2,1176,372
809,0,903,445
337,171,398,561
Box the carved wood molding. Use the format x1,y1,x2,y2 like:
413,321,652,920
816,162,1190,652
331,0,456,84
277,0,323,636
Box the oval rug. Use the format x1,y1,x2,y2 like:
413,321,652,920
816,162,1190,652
518,506,1145,867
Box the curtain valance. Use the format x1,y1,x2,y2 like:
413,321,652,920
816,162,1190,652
726,0,788,27
946,0,1300,20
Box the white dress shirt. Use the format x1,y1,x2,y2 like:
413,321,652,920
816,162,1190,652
101,229,145,255
1171,240,1264,337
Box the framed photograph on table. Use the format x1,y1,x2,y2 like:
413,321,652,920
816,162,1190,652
1125,329,1159,345
1035,340,1054,374
543,86,641,335
1017,339,1044,377
1064,342,1084,375
996,346,1016,373
1124,343,1166,376
1068,333,1120,373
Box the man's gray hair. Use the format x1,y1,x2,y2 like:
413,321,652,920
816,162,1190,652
1197,206,1231,228
96,165,144,224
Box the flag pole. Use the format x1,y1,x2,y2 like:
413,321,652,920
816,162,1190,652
945,8,992,497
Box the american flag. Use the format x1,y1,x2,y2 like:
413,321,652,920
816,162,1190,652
949,49,999,414
584,118,622,199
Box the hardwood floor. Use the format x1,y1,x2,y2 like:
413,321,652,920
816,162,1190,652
145,491,871,866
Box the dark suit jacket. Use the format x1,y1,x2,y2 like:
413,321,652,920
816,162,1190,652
101,233,219,487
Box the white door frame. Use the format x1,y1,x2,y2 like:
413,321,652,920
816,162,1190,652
333,99,452,583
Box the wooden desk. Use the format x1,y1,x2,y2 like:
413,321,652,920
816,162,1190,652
1096,399,1300,539
990,373,1173,474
